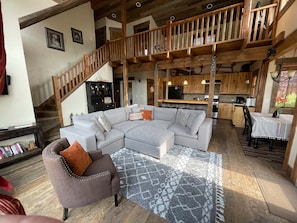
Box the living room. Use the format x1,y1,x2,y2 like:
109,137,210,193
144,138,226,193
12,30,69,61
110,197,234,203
1,0,297,222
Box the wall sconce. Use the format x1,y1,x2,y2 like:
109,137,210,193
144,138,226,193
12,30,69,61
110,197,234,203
183,79,188,85
201,79,206,84
270,63,296,83
168,81,172,86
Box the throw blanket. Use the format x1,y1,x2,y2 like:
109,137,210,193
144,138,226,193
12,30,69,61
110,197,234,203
111,145,225,223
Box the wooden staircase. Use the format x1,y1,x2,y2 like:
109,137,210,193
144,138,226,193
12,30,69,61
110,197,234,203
34,96,60,145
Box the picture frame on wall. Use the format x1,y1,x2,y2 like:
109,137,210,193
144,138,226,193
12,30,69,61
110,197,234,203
71,28,83,44
45,27,65,51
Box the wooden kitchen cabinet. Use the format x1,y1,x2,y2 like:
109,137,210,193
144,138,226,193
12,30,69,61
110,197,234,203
183,75,205,93
232,105,255,127
218,103,233,120
218,72,251,94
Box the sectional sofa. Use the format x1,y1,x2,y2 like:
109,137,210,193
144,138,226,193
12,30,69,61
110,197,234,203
60,104,213,158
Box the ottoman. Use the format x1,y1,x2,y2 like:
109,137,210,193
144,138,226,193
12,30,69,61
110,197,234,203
125,125,174,159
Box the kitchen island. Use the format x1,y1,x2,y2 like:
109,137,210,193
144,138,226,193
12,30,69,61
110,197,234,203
157,99,208,111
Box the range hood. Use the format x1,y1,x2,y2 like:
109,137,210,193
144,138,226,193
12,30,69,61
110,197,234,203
202,80,221,85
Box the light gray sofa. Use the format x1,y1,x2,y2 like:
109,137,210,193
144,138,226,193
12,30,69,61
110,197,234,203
60,104,213,158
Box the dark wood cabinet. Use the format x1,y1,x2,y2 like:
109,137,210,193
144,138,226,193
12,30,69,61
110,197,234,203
86,81,115,113
0,124,44,168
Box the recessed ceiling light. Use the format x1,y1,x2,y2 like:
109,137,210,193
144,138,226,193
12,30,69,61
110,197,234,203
136,2,142,8
111,13,117,19
170,15,175,21
206,3,213,10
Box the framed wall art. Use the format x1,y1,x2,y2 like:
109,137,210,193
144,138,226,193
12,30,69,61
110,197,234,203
45,27,65,51
71,28,83,44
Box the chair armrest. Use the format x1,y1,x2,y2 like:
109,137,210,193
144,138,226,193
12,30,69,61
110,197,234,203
60,126,96,152
197,118,213,150
88,150,103,161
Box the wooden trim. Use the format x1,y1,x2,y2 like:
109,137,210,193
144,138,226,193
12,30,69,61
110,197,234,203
277,0,295,20
19,0,89,29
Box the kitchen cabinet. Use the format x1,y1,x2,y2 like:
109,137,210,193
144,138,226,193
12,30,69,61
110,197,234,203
183,75,205,93
218,72,251,94
218,103,233,120
232,105,255,127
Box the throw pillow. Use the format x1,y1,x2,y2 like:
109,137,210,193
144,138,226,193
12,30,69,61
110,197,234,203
98,114,112,132
190,112,206,135
176,110,190,126
141,109,153,121
129,112,143,121
60,141,92,176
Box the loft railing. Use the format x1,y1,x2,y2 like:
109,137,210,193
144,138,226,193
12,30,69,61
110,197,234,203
248,3,278,43
52,3,279,126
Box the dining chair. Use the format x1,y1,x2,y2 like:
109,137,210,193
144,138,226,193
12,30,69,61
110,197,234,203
242,105,257,147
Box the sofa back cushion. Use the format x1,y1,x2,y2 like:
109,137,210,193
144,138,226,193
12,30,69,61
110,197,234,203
176,109,191,126
187,111,206,135
154,107,177,122
103,107,127,125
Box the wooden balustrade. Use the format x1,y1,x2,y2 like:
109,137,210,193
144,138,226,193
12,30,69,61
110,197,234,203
248,3,278,43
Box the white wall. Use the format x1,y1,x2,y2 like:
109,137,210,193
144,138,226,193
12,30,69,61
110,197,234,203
61,63,113,126
0,0,56,128
21,2,95,106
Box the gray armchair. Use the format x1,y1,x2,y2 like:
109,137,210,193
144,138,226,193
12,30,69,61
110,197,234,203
42,138,120,220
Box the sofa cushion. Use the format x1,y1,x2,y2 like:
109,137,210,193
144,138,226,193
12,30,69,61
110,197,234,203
60,141,92,176
104,107,127,125
190,112,206,135
98,114,112,132
168,123,197,139
112,120,146,133
176,109,191,126
153,107,177,122
145,120,172,129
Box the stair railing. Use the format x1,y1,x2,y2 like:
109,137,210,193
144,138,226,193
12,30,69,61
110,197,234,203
52,44,108,126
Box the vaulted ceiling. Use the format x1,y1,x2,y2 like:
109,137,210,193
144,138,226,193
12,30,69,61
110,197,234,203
90,0,243,26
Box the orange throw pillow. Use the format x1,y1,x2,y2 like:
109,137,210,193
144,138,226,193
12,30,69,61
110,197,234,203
60,141,92,176
141,109,153,121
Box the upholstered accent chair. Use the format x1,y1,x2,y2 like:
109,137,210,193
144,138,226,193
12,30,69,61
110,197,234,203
42,138,120,220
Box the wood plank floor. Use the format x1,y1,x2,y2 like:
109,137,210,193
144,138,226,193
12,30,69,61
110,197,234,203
0,119,292,223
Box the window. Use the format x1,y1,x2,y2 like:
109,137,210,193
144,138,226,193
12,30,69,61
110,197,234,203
275,70,297,108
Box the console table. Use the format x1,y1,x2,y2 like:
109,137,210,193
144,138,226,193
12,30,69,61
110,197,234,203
0,124,44,168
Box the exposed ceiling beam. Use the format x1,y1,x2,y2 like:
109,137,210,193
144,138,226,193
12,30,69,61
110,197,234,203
19,0,89,29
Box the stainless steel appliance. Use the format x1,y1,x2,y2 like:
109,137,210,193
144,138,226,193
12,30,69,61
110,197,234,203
204,95,219,118
168,86,184,99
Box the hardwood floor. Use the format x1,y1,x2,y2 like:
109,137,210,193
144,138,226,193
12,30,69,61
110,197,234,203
0,119,292,223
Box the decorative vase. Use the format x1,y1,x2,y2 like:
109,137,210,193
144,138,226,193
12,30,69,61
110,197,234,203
272,109,280,118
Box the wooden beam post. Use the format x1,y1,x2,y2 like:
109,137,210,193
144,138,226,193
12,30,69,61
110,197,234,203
207,55,216,118
255,60,268,112
166,69,170,99
121,0,129,107
241,0,252,39
154,63,159,106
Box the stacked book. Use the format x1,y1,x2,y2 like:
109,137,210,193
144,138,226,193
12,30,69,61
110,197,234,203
0,143,26,159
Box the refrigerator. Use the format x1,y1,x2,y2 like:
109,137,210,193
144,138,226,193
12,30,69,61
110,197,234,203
168,86,184,99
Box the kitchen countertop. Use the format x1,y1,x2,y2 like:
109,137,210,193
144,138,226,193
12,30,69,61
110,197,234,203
158,99,208,105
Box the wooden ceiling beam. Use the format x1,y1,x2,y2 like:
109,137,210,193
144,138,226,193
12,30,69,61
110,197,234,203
19,0,89,29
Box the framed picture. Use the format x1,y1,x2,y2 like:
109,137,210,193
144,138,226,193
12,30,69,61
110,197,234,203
71,28,83,44
45,27,65,51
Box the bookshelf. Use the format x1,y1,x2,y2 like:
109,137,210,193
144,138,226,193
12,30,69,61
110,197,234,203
0,124,44,168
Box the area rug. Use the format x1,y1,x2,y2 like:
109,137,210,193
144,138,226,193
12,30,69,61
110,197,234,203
236,127,287,163
256,173,297,223
111,145,224,223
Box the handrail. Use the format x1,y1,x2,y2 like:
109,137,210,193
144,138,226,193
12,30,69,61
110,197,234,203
52,45,108,126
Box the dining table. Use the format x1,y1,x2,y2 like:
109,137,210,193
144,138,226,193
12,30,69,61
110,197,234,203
250,112,293,142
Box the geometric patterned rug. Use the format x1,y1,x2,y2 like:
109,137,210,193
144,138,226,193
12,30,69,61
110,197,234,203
111,145,224,223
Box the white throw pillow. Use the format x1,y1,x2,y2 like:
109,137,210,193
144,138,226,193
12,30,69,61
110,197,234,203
129,112,143,121
190,112,206,135
176,110,190,126
98,114,112,132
